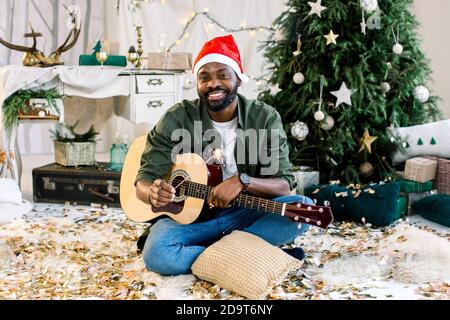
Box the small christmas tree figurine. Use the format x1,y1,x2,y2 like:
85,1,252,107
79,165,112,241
259,0,442,184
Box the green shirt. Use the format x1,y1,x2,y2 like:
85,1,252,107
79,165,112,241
135,94,295,189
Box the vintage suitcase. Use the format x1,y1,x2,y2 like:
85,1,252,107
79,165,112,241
32,162,121,207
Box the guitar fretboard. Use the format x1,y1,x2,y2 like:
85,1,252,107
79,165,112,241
175,179,284,214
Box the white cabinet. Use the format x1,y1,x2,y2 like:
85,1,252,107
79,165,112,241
114,71,184,127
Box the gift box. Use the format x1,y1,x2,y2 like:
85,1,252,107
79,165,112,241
399,179,434,193
435,158,450,195
292,169,320,195
404,157,438,183
407,190,438,214
147,52,192,71
395,195,408,220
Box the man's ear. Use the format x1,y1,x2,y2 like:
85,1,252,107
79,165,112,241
237,78,242,87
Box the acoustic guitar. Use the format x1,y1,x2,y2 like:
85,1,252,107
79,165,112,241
120,136,334,228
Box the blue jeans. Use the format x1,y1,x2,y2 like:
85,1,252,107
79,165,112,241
142,195,314,275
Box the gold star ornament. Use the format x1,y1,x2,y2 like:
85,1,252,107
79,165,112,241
324,30,339,45
358,128,378,154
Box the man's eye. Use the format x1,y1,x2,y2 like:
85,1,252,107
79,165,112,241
219,74,229,79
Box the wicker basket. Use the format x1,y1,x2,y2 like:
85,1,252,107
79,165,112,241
54,141,96,166
147,52,192,70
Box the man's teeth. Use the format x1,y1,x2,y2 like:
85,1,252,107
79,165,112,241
209,92,224,98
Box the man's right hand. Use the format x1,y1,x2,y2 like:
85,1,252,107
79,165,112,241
148,179,176,207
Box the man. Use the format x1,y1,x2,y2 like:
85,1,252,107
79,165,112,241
135,35,313,276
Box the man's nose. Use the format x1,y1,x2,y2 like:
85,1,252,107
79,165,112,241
207,77,221,88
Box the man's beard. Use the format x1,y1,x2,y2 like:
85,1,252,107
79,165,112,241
200,85,239,113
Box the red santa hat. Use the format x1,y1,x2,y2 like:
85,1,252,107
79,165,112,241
193,34,249,83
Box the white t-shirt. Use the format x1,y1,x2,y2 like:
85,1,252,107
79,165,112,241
211,117,238,180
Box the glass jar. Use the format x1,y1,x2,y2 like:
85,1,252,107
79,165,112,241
109,143,128,171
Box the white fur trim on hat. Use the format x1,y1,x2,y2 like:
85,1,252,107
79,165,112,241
193,53,249,84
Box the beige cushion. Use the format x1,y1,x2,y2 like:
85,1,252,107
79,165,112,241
191,230,303,299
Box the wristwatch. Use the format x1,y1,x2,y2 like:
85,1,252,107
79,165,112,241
239,173,251,192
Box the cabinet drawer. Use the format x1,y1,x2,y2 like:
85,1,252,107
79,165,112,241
135,95,174,124
136,75,175,93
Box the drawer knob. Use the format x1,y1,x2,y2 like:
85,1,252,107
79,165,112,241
147,78,164,86
147,100,163,108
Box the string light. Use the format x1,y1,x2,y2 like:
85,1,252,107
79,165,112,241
167,11,273,51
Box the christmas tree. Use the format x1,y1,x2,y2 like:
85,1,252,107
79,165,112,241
258,0,441,184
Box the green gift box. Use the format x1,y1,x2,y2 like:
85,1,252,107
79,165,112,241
395,195,407,219
79,55,127,67
399,179,433,193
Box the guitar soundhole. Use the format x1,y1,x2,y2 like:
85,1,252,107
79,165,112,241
168,169,190,202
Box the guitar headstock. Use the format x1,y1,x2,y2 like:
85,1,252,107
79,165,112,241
284,202,334,229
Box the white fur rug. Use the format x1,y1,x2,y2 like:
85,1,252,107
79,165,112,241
0,203,449,300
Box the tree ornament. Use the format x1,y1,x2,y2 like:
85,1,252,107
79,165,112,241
324,30,339,45
331,82,355,107
414,85,430,103
358,128,378,154
293,72,305,84
359,162,374,177
320,115,335,130
308,0,327,18
393,43,403,55
360,0,378,13
392,26,403,55
291,121,309,141
292,34,302,56
380,82,391,93
314,110,325,121
360,10,367,35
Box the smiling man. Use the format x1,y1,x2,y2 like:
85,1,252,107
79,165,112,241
134,35,314,275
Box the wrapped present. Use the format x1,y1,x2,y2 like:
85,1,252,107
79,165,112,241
147,52,192,70
404,157,438,183
292,168,320,195
395,195,408,220
407,190,438,214
436,158,450,195
399,179,434,193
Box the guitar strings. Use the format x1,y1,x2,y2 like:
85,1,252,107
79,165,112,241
172,178,325,224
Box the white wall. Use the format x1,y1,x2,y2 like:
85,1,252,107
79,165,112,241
412,0,450,118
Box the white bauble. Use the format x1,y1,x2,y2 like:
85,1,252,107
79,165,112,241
393,43,403,55
38,110,46,118
314,110,325,121
414,85,430,103
380,82,391,93
360,0,378,13
291,121,309,140
293,72,305,84
320,115,335,130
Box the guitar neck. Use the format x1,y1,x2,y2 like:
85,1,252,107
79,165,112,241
183,181,284,214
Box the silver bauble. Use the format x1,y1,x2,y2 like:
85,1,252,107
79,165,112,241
293,72,305,84
314,110,325,121
393,43,403,55
360,0,378,13
320,115,335,130
380,82,391,93
291,121,309,140
414,85,430,103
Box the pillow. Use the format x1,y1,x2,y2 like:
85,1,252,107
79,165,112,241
191,230,302,300
412,194,450,227
0,178,22,205
389,119,450,164
304,182,401,227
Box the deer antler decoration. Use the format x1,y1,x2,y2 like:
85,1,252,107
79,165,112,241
0,5,81,67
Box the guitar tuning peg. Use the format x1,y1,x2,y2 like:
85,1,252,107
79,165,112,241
313,199,317,205
324,200,330,207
